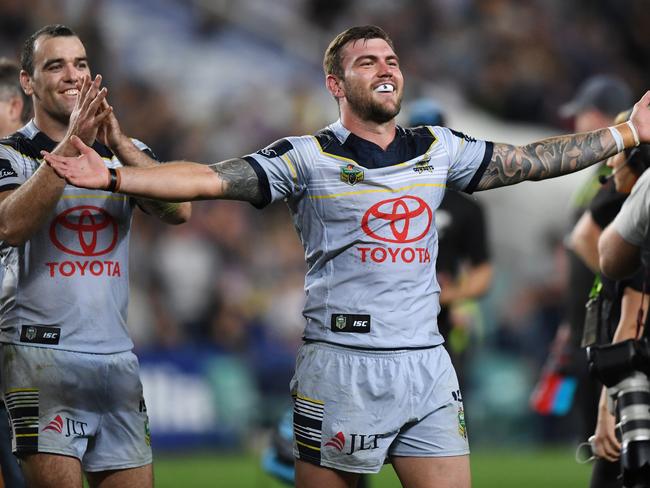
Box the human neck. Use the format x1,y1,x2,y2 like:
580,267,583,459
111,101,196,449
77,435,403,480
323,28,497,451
33,111,68,142
340,112,396,150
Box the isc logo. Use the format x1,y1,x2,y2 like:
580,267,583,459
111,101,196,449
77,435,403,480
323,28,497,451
353,321,368,327
43,332,58,340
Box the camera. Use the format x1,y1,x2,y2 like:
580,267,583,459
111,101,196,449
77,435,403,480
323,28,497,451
587,338,650,488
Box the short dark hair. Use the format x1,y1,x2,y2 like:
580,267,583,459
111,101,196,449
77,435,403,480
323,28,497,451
21,24,77,75
323,25,395,79
0,58,31,123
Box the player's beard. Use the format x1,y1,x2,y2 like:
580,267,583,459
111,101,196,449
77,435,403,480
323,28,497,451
344,80,401,124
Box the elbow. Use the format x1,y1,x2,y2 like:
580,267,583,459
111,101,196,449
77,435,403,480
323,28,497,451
0,225,28,247
164,202,192,225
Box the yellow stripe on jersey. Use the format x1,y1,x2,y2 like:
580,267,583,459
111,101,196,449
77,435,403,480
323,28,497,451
61,194,129,201
309,182,446,200
282,154,298,183
312,136,358,165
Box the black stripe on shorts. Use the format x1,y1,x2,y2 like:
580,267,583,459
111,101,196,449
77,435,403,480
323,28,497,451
5,388,39,453
294,394,324,464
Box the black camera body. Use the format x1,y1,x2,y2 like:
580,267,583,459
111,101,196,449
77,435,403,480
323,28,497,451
587,338,650,488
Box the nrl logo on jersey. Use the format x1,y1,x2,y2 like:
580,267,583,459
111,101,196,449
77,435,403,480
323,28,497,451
413,155,434,174
340,164,364,186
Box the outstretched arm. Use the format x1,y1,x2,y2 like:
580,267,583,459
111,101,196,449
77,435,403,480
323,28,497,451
43,135,265,206
97,105,191,224
475,91,650,191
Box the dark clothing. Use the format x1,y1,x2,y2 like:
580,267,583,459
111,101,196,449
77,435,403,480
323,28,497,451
435,190,490,338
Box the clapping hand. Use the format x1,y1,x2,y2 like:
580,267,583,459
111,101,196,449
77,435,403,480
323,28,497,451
42,136,110,190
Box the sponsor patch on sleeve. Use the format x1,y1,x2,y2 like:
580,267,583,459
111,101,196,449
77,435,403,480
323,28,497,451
330,314,371,333
257,139,294,158
0,158,18,180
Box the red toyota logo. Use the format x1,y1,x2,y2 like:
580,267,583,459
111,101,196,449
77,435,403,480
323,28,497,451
361,196,432,243
49,206,118,256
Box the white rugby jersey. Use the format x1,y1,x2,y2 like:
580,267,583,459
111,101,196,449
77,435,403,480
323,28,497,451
245,120,493,349
0,121,151,353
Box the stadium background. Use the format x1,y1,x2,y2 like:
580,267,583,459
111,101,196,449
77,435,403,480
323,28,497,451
2,0,649,485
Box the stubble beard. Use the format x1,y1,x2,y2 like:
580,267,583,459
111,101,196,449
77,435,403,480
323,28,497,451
345,81,401,124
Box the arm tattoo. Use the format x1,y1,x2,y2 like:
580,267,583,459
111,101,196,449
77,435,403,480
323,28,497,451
209,158,264,205
476,128,618,191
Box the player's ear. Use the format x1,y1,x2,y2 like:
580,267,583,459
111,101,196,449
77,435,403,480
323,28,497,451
20,70,33,97
326,74,344,100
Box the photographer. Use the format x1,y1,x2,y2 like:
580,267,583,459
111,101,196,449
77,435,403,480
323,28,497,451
591,120,650,487
583,110,650,487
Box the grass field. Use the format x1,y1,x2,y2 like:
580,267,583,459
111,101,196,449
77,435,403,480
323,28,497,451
151,447,591,487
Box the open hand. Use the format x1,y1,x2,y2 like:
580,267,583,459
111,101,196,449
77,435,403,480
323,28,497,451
42,135,110,190
97,99,127,151
66,75,112,145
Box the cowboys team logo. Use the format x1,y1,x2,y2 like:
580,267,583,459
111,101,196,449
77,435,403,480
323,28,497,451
413,155,434,174
340,164,364,186
335,315,347,330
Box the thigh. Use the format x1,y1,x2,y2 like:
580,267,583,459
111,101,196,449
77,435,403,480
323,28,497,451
86,463,153,488
21,452,83,488
392,455,470,488
82,352,151,472
295,459,359,488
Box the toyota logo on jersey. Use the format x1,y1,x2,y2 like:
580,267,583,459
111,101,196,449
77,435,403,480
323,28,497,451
50,206,118,256
361,196,432,243
47,206,121,278
359,196,432,264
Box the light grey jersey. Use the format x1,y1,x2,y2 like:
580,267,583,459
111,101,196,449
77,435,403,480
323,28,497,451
245,120,492,349
0,121,150,353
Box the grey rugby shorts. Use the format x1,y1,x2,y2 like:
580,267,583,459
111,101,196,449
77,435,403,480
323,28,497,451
290,342,469,473
0,344,152,471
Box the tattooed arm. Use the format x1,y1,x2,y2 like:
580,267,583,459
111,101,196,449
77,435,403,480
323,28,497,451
475,90,650,191
41,135,264,205
475,128,617,191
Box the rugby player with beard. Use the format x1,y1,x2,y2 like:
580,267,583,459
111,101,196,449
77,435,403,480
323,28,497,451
43,25,650,488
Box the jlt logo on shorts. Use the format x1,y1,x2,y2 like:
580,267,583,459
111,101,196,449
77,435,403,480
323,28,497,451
325,431,381,455
43,414,88,437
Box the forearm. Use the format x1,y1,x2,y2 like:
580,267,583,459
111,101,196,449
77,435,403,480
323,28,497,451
110,137,192,223
476,127,617,190
569,212,601,273
440,263,493,303
0,137,83,246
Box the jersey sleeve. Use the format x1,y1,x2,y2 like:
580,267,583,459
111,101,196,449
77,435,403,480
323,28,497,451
612,169,650,247
0,143,28,191
242,137,307,208
128,138,160,163
434,127,493,193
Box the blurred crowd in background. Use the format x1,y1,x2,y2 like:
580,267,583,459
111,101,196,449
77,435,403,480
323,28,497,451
1,0,649,446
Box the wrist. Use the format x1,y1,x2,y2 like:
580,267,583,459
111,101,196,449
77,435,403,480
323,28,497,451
610,121,640,151
106,167,121,192
109,134,131,157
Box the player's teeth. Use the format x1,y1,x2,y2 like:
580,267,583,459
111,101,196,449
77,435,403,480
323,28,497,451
64,89,78,95
375,84,394,93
